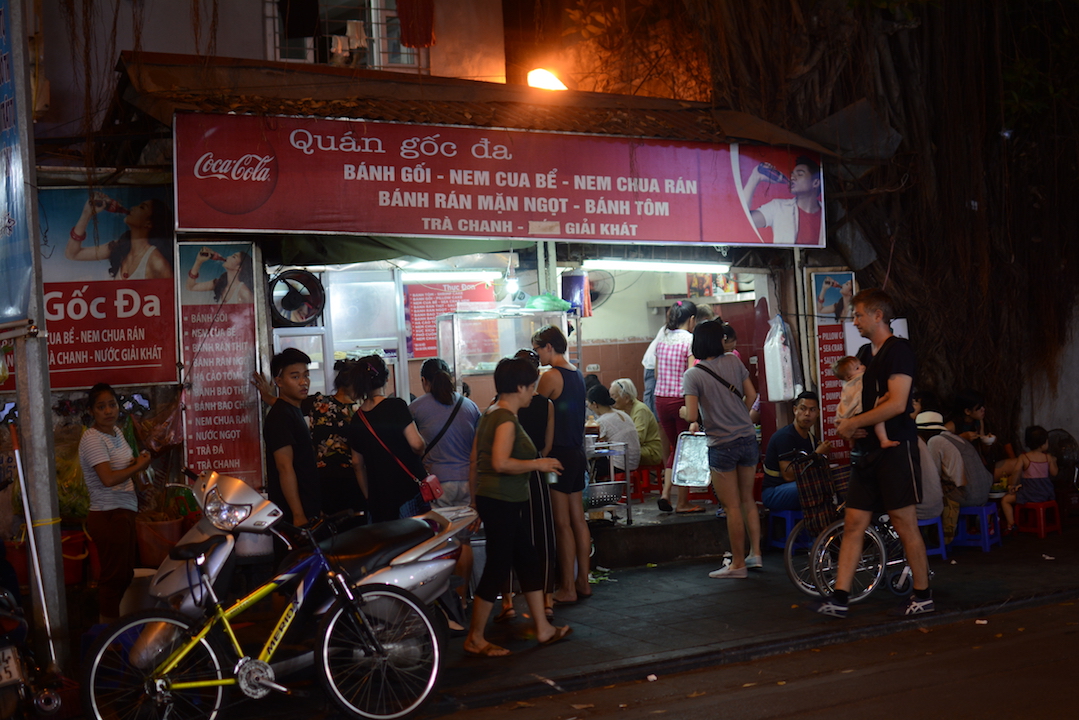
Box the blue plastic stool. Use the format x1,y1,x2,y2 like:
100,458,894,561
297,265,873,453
768,509,804,550
950,503,1001,552
917,515,948,560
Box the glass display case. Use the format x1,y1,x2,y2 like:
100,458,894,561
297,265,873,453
436,310,568,378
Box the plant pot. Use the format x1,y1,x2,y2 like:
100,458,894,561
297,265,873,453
135,517,183,568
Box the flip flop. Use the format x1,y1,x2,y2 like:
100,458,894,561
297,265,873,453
577,591,593,600
552,597,578,606
657,498,674,513
676,506,705,514
538,625,573,647
464,643,511,658
545,607,555,621
494,607,517,623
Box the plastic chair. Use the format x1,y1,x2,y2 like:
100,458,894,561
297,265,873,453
1015,500,1062,539
950,503,1001,552
768,509,804,550
628,464,665,502
917,516,948,560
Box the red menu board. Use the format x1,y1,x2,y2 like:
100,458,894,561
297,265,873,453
812,271,856,463
179,242,263,488
817,326,850,462
404,281,495,358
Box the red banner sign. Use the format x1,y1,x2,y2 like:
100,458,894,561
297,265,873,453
404,281,496,358
174,113,825,248
179,242,263,487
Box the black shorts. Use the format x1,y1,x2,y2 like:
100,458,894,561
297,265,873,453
548,444,587,494
845,440,922,513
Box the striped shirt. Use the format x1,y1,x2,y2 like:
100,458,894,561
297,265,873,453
653,329,692,398
78,427,139,512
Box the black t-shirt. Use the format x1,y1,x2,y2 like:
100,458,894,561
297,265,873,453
264,400,321,523
763,423,815,489
347,398,426,523
517,395,550,456
858,335,917,451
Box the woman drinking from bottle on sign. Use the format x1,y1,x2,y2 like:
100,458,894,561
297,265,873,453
186,247,255,304
66,192,173,280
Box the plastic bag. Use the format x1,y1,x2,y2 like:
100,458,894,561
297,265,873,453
763,314,804,402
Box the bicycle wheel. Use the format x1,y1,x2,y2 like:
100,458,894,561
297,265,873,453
783,520,822,597
317,585,441,720
82,608,228,720
810,519,886,604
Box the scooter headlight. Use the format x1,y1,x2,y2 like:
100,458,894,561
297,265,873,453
203,487,251,531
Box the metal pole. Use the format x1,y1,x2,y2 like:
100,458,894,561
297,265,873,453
9,0,68,669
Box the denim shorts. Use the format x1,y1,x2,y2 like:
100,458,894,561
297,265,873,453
707,435,759,472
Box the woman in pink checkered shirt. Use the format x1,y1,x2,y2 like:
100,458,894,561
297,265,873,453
654,300,701,513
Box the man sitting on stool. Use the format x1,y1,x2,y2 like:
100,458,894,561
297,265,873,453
761,391,832,511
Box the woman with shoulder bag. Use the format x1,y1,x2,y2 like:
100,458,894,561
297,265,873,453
682,321,761,579
346,355,428,523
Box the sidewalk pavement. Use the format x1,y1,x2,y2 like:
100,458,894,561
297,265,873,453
432,515,1079,714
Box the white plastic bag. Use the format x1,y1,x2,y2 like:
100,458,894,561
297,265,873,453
763,314,803,402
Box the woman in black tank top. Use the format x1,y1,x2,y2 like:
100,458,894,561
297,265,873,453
533,326,594,603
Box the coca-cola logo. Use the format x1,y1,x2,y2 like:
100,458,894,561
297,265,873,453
190,123,279,215
194,153,275,182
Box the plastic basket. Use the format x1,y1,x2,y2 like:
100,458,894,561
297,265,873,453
584,481,626,508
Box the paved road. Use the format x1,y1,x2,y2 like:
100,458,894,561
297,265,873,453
428,601,1078,719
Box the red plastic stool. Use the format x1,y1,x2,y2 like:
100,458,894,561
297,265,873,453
629,464,665,502
1015,500,1062,539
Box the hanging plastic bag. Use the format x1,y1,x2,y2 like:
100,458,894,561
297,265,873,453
763,314,804,402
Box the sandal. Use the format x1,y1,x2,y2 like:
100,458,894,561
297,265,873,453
464,643,511,658
538,625,573,647
494,607,517,623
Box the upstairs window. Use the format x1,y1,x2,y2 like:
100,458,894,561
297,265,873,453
266,0,428,72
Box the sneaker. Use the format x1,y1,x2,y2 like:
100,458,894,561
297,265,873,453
888,595,935,617
811,598,849,619
708,565,748,579
745,554,763,570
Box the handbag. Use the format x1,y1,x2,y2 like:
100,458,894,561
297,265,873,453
355,410,444,503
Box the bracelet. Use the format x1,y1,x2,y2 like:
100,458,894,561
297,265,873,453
70,228,86,243
188,270,199,279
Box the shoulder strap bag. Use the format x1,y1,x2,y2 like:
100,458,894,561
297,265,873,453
694,362,744,399
421,395,465,460
356,410,443,503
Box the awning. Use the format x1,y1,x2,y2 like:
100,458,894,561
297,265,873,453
116,51,833,154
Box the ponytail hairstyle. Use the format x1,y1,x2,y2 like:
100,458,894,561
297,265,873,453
666,300,698,330
332,358,357,393
351,354,389,401
420,357,455,405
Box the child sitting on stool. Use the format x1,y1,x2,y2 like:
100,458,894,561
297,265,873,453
1001,425,1058,533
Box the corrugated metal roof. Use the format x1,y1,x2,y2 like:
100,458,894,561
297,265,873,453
117,51,831,154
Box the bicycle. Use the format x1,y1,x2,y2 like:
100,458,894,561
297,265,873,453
82,513,443,720
781,451,914,602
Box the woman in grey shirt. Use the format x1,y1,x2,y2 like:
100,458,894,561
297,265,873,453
682,322,760,579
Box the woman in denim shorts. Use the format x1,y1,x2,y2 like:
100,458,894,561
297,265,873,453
682,321,761,579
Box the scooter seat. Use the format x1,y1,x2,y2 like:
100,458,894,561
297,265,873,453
300,518,436,580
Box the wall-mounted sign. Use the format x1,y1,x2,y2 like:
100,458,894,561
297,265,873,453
174,113,825,248
404,281,496,359
178,242,263,488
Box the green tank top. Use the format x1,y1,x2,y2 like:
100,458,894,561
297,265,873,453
475,407,536,502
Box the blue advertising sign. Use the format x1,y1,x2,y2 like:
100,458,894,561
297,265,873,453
0,0,33,323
